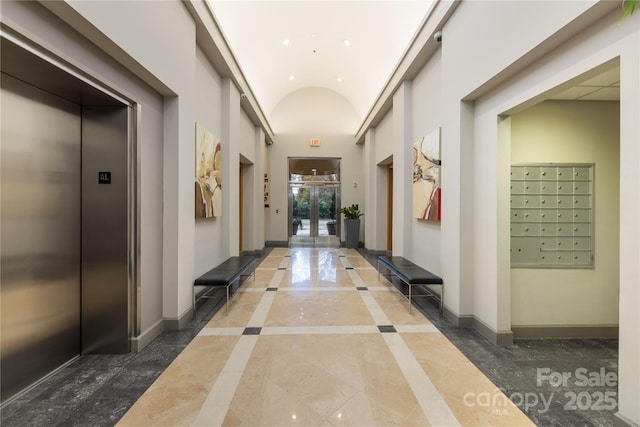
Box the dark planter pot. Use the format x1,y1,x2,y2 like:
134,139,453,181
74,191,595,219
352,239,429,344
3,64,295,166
292,223,299,235
343,219,360,248
327,223,336,235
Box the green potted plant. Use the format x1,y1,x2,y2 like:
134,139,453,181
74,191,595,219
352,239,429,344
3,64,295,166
339,204,363,248
292,218,303,235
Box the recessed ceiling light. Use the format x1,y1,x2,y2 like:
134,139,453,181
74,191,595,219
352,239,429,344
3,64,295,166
283,39,290,46
289,75,295,81
337,77,343,83
343,39,351,47
311,33,319,39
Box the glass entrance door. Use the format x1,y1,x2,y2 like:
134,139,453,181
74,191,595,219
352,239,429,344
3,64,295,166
290,183,340,246
288,157,341,246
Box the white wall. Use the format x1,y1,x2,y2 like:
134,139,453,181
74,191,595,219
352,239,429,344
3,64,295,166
267,88,363,243
373,111,394,252
374,109,394,163
194,46,225,276
238,109,259,253
510,100,620,327
408,49,443,274
462,8,638,424
365,4,638,423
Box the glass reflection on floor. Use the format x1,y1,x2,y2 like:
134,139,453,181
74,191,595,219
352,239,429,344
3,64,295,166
288,249,338,286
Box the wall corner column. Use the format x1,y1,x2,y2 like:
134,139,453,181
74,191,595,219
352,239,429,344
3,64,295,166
392,81,412,257
363,128,378,251
253,127,266,251
221,78,240,256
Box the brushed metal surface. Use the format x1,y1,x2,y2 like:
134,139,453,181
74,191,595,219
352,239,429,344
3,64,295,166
81,106,130,354
1,74,82,402
1,36,134,404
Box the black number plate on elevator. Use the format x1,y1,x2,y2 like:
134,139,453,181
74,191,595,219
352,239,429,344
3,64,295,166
98,172,111,184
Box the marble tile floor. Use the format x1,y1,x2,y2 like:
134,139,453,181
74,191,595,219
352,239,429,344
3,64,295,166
0,248,618,426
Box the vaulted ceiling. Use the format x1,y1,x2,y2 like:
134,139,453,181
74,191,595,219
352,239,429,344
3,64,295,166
207,1,619,139
208,1,435,125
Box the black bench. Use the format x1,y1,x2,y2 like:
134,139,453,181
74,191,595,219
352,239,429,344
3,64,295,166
193,256,256,317
377,256,443,316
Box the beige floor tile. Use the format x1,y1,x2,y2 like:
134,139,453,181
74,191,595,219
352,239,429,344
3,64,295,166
206,291,265,328
225,380,325,427
230,334,417,426
345,256,375,268
263,290,374,326
119,336,239,426
120,248,533,427
370,288,434,325
278,269,354,288
269,248,291,257
357,268,392,287
400,405,432,426
254,269,276,282
257,257,284,269
402,333,534,426
339,248,361,257
315,269,355,287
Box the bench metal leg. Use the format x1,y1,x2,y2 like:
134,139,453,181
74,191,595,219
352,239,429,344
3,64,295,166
408,284,412,314
226,285,230,316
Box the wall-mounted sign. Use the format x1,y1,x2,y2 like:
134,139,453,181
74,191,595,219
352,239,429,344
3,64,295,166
98,171,111,184
310,138,320,147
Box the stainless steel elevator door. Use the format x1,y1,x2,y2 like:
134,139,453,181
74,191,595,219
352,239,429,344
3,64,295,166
81,106,129,354
1,74,82,402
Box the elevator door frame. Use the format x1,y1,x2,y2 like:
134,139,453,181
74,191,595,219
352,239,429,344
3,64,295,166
0,34,138,403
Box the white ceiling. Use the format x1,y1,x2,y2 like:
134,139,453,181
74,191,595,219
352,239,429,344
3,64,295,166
549,67,620,101
208,0,435,122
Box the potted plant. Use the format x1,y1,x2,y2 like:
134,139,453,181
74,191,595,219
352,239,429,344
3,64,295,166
292,218,303,235
339,204,363,248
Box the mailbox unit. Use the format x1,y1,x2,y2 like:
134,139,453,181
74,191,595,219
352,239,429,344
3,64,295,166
510,164,594,268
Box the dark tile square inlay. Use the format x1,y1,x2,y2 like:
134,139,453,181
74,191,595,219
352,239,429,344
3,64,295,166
356,287,368,291
378,325,397,333
266,287,278,292
277,267,287,270
284,255,291,257
243,327,262,335
345,267,354,270
338,255,346,257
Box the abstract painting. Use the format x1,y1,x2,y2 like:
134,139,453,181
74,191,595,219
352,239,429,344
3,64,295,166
195,123,222,218
412,127,441,221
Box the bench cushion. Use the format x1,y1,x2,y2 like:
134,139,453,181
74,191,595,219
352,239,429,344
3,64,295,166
194,256,254,286
378,256,443,285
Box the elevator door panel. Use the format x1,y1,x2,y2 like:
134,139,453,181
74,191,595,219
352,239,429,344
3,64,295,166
0,74,81,402
81,106,129,354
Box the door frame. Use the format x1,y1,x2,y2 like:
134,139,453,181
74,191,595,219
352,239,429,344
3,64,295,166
288,182,341,245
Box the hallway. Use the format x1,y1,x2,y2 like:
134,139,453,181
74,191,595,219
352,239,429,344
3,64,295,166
118,248,531,426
